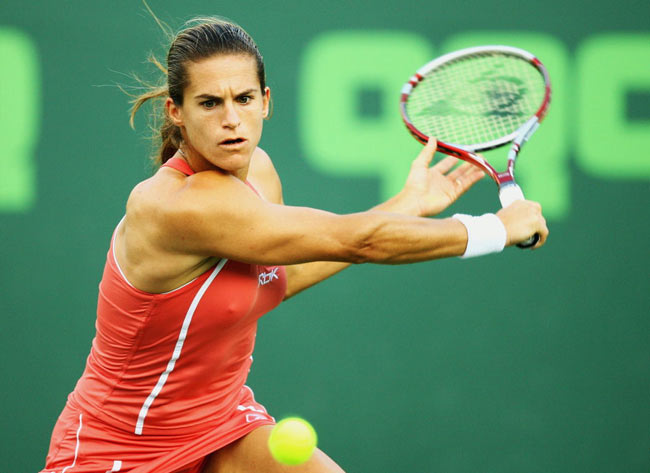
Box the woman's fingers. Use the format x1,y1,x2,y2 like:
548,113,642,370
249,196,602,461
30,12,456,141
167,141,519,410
444,161,484,189
431,155,458,174
413,137,438,169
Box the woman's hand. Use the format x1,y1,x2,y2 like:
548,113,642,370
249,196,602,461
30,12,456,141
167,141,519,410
496,199,549,248
381,138,485,217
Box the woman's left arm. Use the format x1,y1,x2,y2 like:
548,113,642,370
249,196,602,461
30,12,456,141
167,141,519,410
250,141,484,300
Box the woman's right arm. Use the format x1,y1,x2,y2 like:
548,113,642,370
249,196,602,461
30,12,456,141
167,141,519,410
146,170,547,267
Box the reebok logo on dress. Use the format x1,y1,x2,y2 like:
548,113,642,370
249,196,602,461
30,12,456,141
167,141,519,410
258,267,280,286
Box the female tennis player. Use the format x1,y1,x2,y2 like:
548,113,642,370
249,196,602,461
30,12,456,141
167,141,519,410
40,17,548,473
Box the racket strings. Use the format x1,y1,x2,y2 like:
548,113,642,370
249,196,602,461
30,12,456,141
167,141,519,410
406,53,546,147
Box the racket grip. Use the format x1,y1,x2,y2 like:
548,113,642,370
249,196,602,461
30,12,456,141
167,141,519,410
517,233,540,248
498,183,540,250
498,183,525,207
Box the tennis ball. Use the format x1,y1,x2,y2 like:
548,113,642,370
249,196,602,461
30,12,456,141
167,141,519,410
268,417,318,465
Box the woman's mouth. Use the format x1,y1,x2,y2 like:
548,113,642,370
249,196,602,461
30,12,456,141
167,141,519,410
219,137,246,147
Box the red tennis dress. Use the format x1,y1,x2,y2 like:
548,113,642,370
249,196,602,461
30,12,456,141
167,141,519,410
41,158,286,473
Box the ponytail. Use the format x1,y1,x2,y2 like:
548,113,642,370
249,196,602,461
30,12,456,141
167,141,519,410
128,54,180,166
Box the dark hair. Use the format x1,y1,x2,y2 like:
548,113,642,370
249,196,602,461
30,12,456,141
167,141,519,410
129,17,266,165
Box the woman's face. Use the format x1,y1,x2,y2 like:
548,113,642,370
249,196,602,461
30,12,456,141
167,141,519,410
167,53,269,176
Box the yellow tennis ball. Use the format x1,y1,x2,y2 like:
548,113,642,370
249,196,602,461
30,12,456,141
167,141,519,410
268,417,318,465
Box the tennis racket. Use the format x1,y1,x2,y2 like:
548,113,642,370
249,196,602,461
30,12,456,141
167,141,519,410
400,45,551,248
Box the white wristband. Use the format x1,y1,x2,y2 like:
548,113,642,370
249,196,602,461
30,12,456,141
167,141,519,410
452,213,507,258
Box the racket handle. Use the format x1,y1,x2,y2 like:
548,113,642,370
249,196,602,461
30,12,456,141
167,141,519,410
517,233,540,248
498,183,525,207
498,183,540,249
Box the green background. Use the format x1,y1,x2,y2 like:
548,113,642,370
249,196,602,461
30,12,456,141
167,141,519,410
1,1,648,472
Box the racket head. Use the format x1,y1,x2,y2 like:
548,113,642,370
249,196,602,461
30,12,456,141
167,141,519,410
400,45,551,153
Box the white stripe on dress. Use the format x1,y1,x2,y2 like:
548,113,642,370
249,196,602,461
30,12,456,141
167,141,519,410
134,258,228,435
106,460,122,472
61,414,83,473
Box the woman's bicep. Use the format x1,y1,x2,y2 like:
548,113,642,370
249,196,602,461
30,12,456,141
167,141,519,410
162,178,362,265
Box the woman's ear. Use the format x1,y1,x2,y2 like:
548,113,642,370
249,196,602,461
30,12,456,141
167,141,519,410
165,97,184,126
262,87,271,118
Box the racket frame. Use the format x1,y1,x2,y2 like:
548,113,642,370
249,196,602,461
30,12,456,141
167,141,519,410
400,45,551,188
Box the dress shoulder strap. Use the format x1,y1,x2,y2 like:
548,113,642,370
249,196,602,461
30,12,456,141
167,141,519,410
162,157,195,176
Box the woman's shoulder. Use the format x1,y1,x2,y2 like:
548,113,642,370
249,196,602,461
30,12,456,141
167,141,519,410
123,149,282,226
126,165,225,213
124,164,257,248
124,169,194,236
125,171,174,218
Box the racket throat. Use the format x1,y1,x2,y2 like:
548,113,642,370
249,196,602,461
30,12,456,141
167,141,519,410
513,116,540,148
497,171,515,184
502,116,540,185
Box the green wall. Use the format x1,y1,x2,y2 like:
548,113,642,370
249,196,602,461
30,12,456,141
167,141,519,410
1,1,648,472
